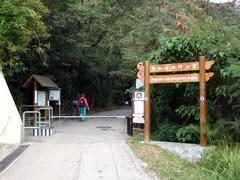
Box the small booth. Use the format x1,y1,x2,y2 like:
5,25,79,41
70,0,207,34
22,74,60,138
22,74,61,116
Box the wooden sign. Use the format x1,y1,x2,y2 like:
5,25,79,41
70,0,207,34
139,73,214,84
140,56,215,147
137,61,215,73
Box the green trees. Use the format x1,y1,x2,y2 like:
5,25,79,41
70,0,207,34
1,0,240,144
131,1,240,144
0,0,48,75
43,0,140,109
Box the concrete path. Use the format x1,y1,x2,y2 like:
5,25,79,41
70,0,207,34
0,108,155,180
0,144,17,161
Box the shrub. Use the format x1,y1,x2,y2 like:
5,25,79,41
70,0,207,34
199,145,240,180
207,115,240,145
152,121,181,142
176,124,199,143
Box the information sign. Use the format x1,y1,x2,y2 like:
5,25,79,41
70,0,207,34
49,90,61,101
136,79,144,89
37,91,46,106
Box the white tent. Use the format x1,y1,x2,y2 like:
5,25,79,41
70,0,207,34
0,71,22,144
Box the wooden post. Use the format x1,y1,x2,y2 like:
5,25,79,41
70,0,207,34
33,80,38,126
33,80,37,109
199,56,207,146
144,61,151,142
44,88,49,117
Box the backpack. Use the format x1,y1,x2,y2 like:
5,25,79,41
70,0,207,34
79,98,85,107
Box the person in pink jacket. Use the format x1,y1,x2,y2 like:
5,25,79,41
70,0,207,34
78,93,89,121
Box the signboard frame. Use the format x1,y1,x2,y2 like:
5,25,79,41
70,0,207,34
49,89,61,101
139,56,214,146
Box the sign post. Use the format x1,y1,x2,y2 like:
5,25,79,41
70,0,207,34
137,56,214,146
144,61,151,142
199,56,207,146
132,92,144,123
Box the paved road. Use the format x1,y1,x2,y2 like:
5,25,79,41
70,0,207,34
0,108,156,180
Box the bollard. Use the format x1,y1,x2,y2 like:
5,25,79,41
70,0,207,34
127,117,133,136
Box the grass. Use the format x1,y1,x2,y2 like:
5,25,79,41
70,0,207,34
127,135,240,180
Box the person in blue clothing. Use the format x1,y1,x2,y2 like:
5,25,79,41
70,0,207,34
72,95,79,116
78,93,89,121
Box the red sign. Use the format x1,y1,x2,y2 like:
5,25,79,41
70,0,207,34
136,71,143,78
137,62,144,71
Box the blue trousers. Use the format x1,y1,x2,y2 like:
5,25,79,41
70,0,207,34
79,107,87,121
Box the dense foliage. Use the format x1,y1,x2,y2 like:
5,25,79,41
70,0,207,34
0,0,48,104
1,0,240,144
42,0,140,109
0,0,48,75
123,0,240,144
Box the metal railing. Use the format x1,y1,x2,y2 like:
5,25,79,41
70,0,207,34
37,107,53,129
22,106,54,142
22,111,41,142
